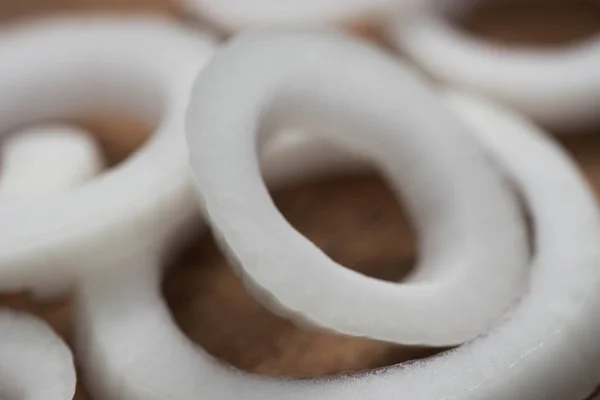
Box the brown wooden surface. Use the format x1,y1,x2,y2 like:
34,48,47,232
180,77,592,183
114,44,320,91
1,1,600,399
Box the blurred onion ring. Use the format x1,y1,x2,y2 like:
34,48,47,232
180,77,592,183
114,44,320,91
0,125,104,299
184,31,528,346
0,17,217,292
0,125,103,204
388,3,600,131
0,125,92,400
77,86,600,399
181,0,419,33
0,310,75,400
0,126,95,400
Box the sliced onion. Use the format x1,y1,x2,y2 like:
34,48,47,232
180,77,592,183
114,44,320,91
0,310,75,400
0,124,103,204
184,31,528,346
181,0,417,33
0,124,104,299
0,17,217,292
0,126,86,400
387,3,600,131
77,88,600,399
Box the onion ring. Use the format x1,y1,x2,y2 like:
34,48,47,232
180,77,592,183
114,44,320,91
0,124,103,204
0,124,104,300
180,0,417,33
77,87,600,400
0,310,75,400
185,31,528,346
0,16,217,292
0,127,88,400
387,3,600,131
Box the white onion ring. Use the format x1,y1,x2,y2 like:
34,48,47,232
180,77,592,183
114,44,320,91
77,88,600,400
0,127,88,400
387,3,600,131
0,17,216,292
0,124,104,299
184,31,528,346
181,0,417,33
0,125,103,204
0,310,75,400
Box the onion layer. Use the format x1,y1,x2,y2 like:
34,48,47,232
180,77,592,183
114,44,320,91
0,17,217,292
387,4,600,131
185,31,528,346
77,87,600,399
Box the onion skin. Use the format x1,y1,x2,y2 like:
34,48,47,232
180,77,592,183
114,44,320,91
387,4,600,131
0,16,217,292
185,30,528,346
77,84,600,399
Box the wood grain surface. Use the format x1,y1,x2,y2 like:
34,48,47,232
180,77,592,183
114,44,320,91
0,1,599,399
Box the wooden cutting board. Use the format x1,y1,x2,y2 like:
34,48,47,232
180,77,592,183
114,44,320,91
0,1,599,399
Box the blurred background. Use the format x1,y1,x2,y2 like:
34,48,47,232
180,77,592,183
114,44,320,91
0,1,599,399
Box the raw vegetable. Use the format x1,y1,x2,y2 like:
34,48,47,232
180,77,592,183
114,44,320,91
0,126,97,400
0,17,216,292
185,31,528,346
0,310,75,400
387,2,600,131
0,125,103,205
77,85,600,399
0,125,104,299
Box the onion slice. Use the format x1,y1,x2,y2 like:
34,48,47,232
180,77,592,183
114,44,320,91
0,127,84,400
77,89,600,400
181,0,416,33
0,310,75,400
387,4,600,131
0,17,217,292
0,125,104,299
185,31,528,346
